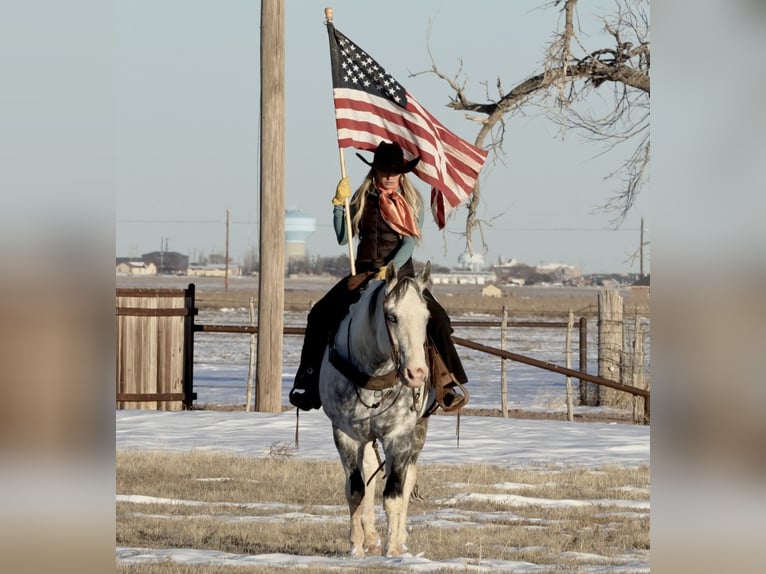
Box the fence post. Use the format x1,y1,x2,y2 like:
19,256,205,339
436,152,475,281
565,310,574,421
182,283,196,410
578,316,588,405
245,296,256,411
500,305,508,417
598,289,624,407
630,312,647,423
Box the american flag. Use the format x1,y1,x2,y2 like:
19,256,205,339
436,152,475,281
326,22,488,229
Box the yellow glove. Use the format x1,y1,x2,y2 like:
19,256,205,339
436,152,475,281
332,177,351,206
374,266,387,280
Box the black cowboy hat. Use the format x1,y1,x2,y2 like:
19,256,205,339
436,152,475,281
356,141,420,174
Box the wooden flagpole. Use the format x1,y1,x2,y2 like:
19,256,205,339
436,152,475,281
326,7,356,276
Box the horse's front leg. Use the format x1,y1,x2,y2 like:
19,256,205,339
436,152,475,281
360,441,382,555
391,416,429,553
333,428,380,558
381,435,417,556
332,427,367,557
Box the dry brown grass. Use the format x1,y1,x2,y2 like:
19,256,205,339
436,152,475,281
115,274,645,319
195,284,650,319
117,451,649,573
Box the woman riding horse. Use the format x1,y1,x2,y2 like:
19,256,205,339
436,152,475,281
320,261,433,557
288,141,468,412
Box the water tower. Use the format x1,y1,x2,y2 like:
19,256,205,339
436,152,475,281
284,209,316,262
457,250,486,272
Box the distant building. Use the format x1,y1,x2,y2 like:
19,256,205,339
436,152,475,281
481,284,503,298
431,271,497,285
492,259,582,286
494,257,520,268
537,262,582,279
187,264,241,278
116,260,157,276
141,251,189,275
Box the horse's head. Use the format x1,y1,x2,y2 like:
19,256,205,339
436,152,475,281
381,261,432,389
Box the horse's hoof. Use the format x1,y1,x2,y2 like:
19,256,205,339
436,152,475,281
365,541,383,556
350,546,365,559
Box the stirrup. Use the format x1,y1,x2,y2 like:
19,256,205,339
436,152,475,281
428,343,469,412
437,380,469,413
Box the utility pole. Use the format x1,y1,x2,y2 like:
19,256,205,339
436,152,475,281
639,217,645,278
225,209,230,291
160,236,169,274
625,218,649,278
256,0,285,413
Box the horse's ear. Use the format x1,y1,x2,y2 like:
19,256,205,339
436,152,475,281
384,261,397,285
417,261,432,288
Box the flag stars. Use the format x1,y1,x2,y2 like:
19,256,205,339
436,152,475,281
334,30,405,102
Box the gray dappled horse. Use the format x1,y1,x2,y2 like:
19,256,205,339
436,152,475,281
319,261,435,557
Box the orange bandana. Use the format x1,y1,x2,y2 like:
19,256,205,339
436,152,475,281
376,182,421,238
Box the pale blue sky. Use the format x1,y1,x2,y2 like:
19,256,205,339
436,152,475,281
115,0,649,273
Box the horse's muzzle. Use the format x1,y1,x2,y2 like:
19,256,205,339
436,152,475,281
401,365,428,388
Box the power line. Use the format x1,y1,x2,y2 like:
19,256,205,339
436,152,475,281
118,219,225,224
118,219,261,225
473,227,641,232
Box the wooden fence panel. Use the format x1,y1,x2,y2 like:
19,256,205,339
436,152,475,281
116,287,196,410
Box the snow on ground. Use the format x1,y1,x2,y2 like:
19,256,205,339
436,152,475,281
117,309,650,571
116,409,649,469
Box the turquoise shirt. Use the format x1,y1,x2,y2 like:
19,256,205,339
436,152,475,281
333,191,424,272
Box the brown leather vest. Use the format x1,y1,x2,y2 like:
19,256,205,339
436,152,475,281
355,191,414,278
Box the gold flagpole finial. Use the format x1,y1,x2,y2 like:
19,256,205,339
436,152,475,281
324,7,333,22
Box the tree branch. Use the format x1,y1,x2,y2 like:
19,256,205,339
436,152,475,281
416,0,650,259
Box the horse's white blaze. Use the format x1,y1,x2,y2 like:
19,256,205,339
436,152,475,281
384,282,430,388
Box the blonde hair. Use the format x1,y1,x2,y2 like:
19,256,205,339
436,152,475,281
349,170,423,243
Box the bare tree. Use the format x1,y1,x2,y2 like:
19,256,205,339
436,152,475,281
414,0,649,256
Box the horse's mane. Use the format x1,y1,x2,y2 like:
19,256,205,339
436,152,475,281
360,276,426,325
